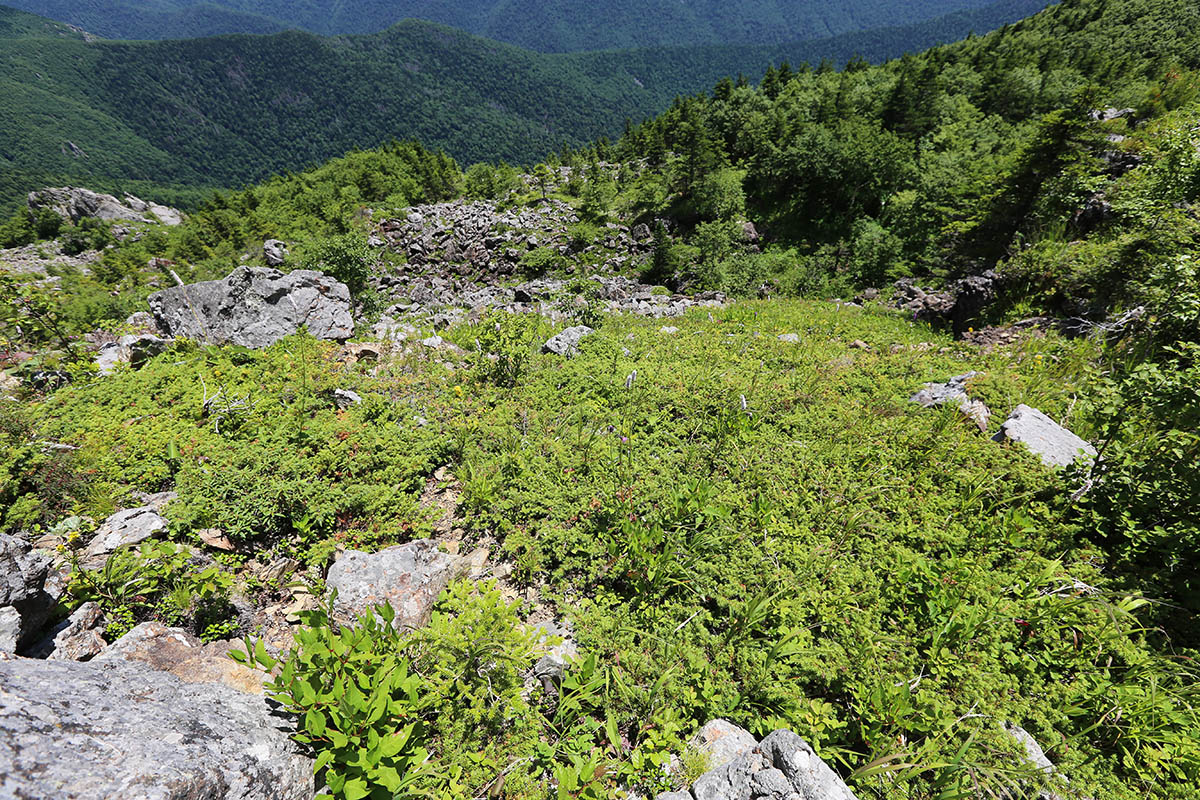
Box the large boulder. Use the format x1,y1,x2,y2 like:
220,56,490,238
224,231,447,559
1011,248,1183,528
148,266,354,348
326,539,461,631
994,405,1097,468
263,239,289,267
0,654,312,800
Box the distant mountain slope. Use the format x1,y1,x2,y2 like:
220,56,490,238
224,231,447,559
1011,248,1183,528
5,0,1003,50
0,0,1047,208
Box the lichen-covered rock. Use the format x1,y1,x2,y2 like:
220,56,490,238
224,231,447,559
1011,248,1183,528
148,266,354,348
96,621,266,694
263,239,289,266
326,539,462,631
0,533,48,608
0,655,311,800
542,325,594,356
994,405,1097,468
688,719,757,772
0,533,54,654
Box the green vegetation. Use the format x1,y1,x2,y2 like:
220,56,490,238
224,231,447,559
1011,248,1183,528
5,0,1008,50
0,1,1046,211
2,0,1199,797
2,296,1196,798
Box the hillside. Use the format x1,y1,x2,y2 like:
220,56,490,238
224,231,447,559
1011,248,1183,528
6,0,1006,51
0,0,1047,211
0,0,1198,798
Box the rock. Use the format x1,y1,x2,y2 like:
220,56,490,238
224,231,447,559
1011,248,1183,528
82,503,170,566
198,528,236,551
632,223,651,241
1003,722,1071,800
0,370,19,397
677,729,857,800
0,607,20,653
27,187,180,226
850,339,871,350
34,602,106,661
94,333,170,375
0,655,311,799
739,220,759,242
1,533,49,607
1072,193,1114,234
542,325,594,356
777,333,800,343
689,720,758,771
994,405,1097,468
263,239,288,266
0,533,54,654
97,621,267,694
326,539,462,631
122,311,161,336
910,372,992,431
333,388,363,409
660,326,680,334
530,620,578,684
421,335,444,348
148,266,354,348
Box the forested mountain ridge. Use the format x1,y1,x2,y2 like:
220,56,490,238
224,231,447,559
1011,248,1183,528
0,0,1048,212
5,0,1004,50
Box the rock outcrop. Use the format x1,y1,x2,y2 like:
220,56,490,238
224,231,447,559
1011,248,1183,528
994,405,1097,468
148,266,354,348
27,187,182,226
0,655,312,800
894,272,998,335
326,539,462,631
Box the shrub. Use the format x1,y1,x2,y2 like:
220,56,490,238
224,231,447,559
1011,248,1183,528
303,233,373,296
470,311,548,387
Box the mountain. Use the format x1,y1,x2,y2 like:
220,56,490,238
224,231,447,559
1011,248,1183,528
3,0,1004,51
0,0,1048,210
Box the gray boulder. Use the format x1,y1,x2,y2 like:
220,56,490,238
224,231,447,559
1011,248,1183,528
326,539,462,631
0,655,312,800
0,608,21,654
994,405,1097,468
669,729,858,800
82,503,171,566
148,266,354,348
333,388,363,409
542,325,594,356
263,239,289,266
